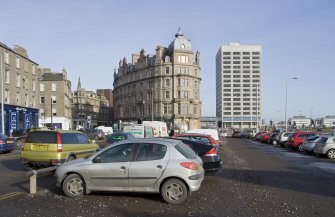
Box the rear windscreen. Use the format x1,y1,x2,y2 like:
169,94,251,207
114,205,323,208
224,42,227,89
175,142,197,159
26,131,57,143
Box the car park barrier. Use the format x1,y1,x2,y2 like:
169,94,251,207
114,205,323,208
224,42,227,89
25,166,58,194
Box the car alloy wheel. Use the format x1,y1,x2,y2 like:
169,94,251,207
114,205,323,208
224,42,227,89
94,135,99,141
327,149,335,159
63,174,84,197
298,144,304,152
161,178,188,205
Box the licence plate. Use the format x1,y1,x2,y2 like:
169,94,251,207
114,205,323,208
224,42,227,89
33,144,48,151
7,140,13,143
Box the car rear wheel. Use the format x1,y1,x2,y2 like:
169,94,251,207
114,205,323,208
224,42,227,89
298,144,304,152
326,149,335,159
161,178,188,205
62,174,84,198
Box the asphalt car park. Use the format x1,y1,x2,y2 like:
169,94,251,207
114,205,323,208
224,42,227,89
1,137,335,217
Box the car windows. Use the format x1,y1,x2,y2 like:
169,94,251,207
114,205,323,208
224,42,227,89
61,133,79,144
26,131,57,143
175,142,197,159
77,134,89,144
136,143,167,161
307,135,319,142
297,134,305,138
318,137,328,143
97,143,136,163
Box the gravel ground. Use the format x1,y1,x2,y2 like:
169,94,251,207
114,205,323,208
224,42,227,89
1,138,334,217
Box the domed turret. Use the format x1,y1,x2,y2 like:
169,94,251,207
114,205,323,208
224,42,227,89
168,28,192,52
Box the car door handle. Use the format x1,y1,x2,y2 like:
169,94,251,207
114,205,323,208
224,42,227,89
156,165,162,169
120,166,126,171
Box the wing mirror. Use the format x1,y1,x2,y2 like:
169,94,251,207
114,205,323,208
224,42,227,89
92,156,102,163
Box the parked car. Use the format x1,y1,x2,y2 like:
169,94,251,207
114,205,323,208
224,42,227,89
301,134,331,153
106,132,135,146
0,134,16,153
278,132,295,147
86,129,105,141
259,132,272,143
313,136,335,159
172,137,222,174
21,129,99,167
232,131,242,138
186,129,222,145
254,132,265,141
55,138,204,204
268,133,279,145
177,133,219,150
286,132,319,151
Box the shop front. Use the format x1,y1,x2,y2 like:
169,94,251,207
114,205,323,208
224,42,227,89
0,104,39,137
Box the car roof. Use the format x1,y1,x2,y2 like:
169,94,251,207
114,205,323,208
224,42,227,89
29,129,84,134
112,138,182,146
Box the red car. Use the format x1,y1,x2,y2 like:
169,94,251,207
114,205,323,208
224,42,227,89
286,132,319,151
259,132,272,143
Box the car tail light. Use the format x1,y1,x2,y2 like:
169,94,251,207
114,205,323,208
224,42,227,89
0,140,5,145
204,147,217,157
180,162,198,170
57,132,63,152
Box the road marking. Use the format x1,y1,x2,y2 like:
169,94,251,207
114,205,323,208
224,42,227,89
0,192,24,201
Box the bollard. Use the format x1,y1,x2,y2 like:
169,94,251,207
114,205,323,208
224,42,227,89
29,170,37,194
25,166,57,194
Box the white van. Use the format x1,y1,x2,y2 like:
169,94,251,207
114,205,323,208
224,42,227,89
123,124,154,138
143,121,168,137
95,126,113,135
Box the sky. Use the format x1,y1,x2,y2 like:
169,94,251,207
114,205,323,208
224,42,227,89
1,0,335,123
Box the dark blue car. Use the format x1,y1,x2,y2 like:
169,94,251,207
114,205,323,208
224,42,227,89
106,132,135,146
0,134,17,153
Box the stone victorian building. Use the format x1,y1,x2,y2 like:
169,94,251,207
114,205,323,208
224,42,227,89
38,67,72,130
113,30,202,131
0,43,39,136
72,78,109,130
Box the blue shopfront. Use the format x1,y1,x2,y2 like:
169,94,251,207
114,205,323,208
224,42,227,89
0,104,39,137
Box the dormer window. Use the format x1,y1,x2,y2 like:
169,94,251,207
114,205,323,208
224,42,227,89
165,56,170,62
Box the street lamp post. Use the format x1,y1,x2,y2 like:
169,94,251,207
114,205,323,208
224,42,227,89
1,55,4,135
151,88,154,121
285,77,298,132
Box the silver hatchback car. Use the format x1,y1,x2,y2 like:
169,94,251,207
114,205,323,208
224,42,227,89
314,136,335,159
55,138,204,204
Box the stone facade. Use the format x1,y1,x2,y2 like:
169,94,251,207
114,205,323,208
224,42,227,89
113,30,202,131
96,89,114,126
0,43,39,135
72,78,109,130
38,67,72,130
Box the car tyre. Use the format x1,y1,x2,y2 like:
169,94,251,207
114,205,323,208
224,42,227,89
298,144,304,152
62,174,85,198
94,135,99,141
326,149,335,159
161,178,188,205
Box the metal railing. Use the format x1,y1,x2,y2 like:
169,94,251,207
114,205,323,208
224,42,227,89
25,166,58,194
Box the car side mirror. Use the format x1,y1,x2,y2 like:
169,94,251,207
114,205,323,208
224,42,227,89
92,156,102,163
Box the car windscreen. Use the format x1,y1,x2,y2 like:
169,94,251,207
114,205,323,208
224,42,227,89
107,134,126,142
317,137,328,143
0,134,8,139
306,135,319,142
175,142,197,159
26,131,57,143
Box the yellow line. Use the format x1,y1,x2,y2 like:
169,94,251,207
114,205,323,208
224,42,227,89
0,192,24,201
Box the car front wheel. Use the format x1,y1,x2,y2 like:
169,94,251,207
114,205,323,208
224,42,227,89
326,149,335,159
62,174,85,197
161,178,188,205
